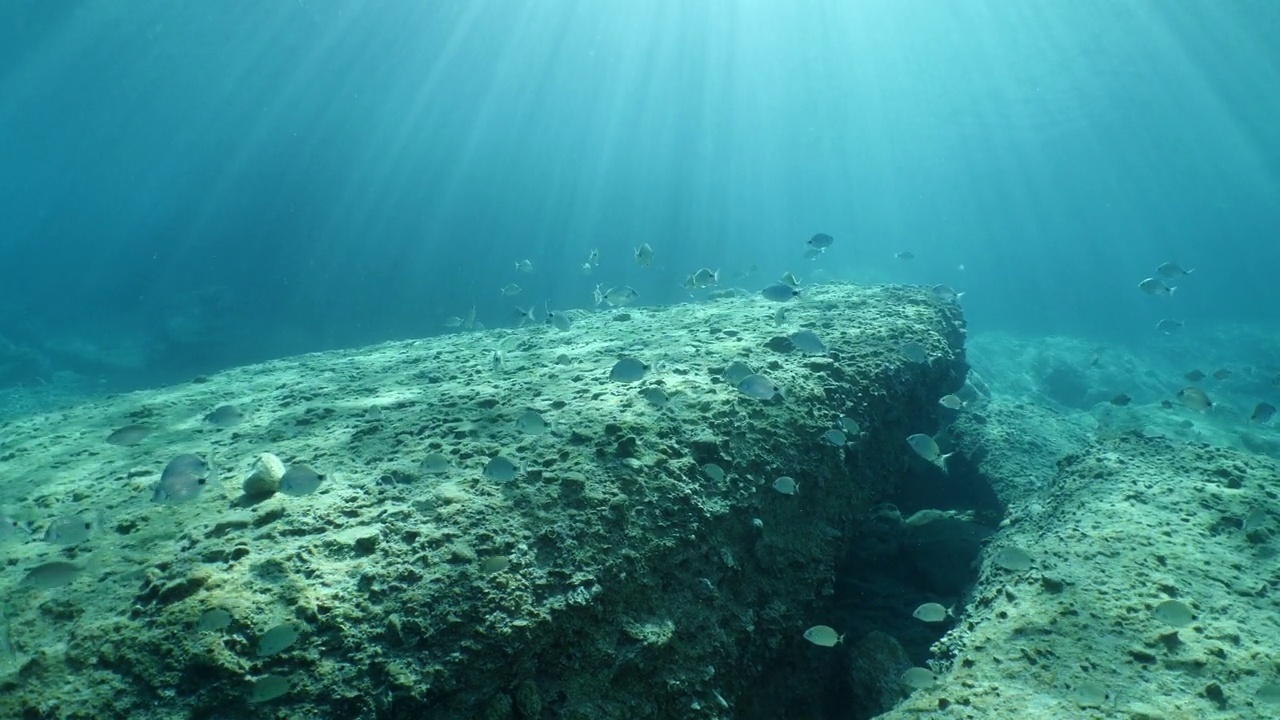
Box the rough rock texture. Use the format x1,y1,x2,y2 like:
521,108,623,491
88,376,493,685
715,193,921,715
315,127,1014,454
0,283,965,719
876,430,1280,719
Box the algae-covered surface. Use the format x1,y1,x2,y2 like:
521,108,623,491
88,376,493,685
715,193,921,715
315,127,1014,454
0,282,966,719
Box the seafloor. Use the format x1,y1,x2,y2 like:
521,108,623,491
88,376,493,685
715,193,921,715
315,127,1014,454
0,282,1277,720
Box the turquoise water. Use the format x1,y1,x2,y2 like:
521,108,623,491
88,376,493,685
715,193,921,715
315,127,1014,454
1,1,1276,401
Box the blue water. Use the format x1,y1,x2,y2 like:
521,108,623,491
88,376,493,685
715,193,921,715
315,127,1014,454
1,0,1277,399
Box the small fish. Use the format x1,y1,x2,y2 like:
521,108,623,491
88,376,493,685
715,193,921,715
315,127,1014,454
480,555,510,574
1212,368,1232,380
806,233,834,251
500,283,522,296
602,286,639,306
780,272,800,288
789,330,826,354
1138,277,1175,296
443,316,463,327
837,417,861,435
1251,402,1277,423
1184,369,1206,382
43,512,104,546
802,624,843,647
515,410,549,435
106,424,153,446
205,405,243,427
1110,393,1132,407
257,624,300,657
992,546,1032,571
682,275,698,290
490,350,504,372
772,476,798,495
463,305,477,330
514,306,537,327
249,675,291,704
760,283,800,302
1242,508,1268,533
514,259,533,273
0,516,32,542
930,284,963,302
196,608,233,632
938,395,965,410
894,251,915,260
1151,599,1194,627
640,387,669,408
483,456,519,483
592,283,605,306
906,433,951,465
1155,319,1183,334
1157,262,1193,278
580,262,593,275
634,243,654,267
702,464,726,482
280,465,324,496
422,452,451,474
912,602,952,623
587,248,599,266
900,341,928,363
153,453,211,503
822,429,847,446
900,667,937,690
692,268,720,288
723,361,754,385
21,560,91,589
1160,399,1174,409
737,374,782,400
802,247,824,260
773,307,787,325
1177,386,1213,411
609,357,649,383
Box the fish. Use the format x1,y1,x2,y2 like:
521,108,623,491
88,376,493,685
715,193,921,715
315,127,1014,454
443,316,463,327
249,675,291,703
900,667,937,690
822,429,847,446
702,464,726,482
257,624,300,657
1242,508,1268,533
280,465,324,496
196,608,233,632
894,251,915,260
592,283,606,306
1184,369,1206,382
837,417,861,435
912,602,952,623
737,374,783,400
802,247,824,260
1110,393,1132,407
545,309,572,332
483,456,519,483
602,286,639,306
0,515,32,542
906,433,951,465
1151,599,1194,627
780,272,800,288
586,248,599,267
640,387,670,408
21,559,92,589
802,625,843,647
153,453,211,503
1212,368,1232,380
938,395,965,410
772,477,799,495
1160,399,1174,409
634,243,654,267
514,306,537,327
106,424,154,446
806,233,834,251
463,305,477,330
900,341,928,363
760,283,800,302
723,361,754,385
789,330,826,354
580,262,593,275
480,556,510,574
1251,402,1276,423
1157,262,1194,278
500,283,522,296
43,512,104,546
931,284,963,302
422,453,451,474
1177,386,1213,411
514,259,533,273
992,546,1032,571
609,357,649,383
205,405,243,427
1155,319,1183,334
692,268,720,288
1138,277,1175,296
515,410,549,435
